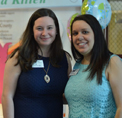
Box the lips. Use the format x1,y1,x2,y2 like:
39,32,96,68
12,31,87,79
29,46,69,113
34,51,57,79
39,37,50,41
42,38,49,40
79,42,87,46
77,41,87,47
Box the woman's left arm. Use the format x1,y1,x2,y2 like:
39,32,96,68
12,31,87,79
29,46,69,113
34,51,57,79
65,52,72,77
108,56,122,118
63,52,72,104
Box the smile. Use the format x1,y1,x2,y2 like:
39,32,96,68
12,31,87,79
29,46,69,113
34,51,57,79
39,37,50,41
78,42,87,46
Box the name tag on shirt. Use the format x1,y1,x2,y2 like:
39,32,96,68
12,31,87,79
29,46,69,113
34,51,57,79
32,60,44,68
69,69,80,76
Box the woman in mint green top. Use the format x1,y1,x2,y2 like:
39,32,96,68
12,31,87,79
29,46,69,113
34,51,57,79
64,14,122,118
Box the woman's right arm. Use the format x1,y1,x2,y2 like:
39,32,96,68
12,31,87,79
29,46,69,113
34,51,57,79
2,53,21,118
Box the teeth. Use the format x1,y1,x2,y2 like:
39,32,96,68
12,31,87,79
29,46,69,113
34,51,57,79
79,42,86,45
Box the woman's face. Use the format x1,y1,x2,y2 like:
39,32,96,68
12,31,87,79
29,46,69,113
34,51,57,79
72,20,94,57
33,16,56,48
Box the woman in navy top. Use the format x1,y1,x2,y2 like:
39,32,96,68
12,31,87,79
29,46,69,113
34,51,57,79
2,8,72,118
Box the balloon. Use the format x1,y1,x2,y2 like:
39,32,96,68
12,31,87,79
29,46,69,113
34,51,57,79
81,0,112,29
67,13,80,40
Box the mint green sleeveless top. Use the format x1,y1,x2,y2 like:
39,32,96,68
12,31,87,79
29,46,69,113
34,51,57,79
64,55,118,118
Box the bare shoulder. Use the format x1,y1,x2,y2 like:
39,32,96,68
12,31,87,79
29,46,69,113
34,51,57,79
108,55,122,69
107,55,122,82
5,51,21,74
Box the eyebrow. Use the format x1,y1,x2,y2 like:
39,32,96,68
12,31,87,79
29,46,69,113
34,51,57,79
81,28,89,30
73,28,89,31
47,25,54,27
36,25,54,27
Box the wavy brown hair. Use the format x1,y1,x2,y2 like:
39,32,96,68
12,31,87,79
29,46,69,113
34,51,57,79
10,8,64,71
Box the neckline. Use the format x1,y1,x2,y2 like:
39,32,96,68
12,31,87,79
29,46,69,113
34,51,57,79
38,55,49,59
80,63,89,66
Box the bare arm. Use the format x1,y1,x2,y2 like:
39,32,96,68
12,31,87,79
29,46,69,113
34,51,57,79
65,52,72,78
108,56,122,118
2,53,21,118
63,52,72,104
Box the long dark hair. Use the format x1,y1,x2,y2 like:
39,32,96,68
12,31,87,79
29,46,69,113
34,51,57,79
71,14,112,84
10,8,64,71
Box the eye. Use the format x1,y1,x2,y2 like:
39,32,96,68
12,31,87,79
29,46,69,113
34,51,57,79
72,31,78,36
47,26,53,30
82,31,89,34
37,27,43,31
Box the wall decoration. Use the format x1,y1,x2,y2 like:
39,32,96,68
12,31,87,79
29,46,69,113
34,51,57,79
0,42,11,103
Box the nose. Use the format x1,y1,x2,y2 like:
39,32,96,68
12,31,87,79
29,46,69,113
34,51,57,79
42,29,48,36
77,32,83,41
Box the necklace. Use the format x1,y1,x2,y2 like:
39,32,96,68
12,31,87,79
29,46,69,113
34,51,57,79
43,61,50,83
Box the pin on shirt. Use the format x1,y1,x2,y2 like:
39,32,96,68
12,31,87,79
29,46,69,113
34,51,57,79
69,69,80,76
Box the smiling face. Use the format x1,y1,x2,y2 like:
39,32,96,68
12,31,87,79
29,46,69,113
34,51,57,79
33,16,56,48
72,20,94,57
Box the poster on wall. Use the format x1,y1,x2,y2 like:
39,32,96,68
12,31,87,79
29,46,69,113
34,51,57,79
0,0,81,9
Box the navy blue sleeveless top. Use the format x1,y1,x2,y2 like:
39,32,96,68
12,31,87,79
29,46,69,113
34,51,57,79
13,53,68,118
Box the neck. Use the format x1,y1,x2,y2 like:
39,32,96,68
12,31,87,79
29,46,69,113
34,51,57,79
81,55,91,65
38,46,50,57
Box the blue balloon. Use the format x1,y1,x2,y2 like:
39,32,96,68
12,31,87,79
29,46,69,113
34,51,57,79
81,0,112,29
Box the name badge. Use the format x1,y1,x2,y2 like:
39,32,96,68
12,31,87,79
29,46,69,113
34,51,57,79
32,60,44,68
69,69,80,76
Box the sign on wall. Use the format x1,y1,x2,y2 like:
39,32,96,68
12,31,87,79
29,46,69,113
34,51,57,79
0,0,82,9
